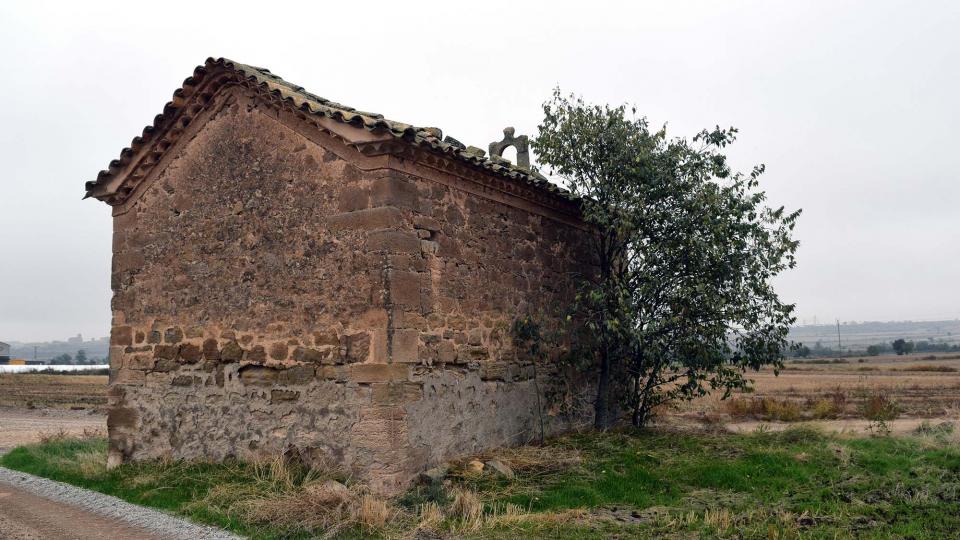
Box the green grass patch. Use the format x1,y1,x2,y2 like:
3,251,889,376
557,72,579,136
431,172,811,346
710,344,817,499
3,427,959,539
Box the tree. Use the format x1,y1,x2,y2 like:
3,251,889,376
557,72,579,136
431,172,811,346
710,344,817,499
75,349,88,364
866,344,883,356
892,338,912,355
532,90,800,428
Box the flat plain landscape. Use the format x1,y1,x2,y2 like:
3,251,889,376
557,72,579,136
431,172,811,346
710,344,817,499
0,355,957,538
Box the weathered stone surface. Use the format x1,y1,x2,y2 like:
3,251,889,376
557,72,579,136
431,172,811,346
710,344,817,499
238,365,278,385
292,346,326,364
484,459,514,479
107,407,138,429
328,206,402,231
179,343,202,364
164,327,184,344
114,369,145,386
270,389,300,402
313,329,340,347
277,364,315,385
268,342,288,361
392,328,419,363
367,230,420,254
246,345,267,363
413,216,440,232
111,326,133,347
390,271,420,307
416,464,449,485
153,358,179,372
344,332,371,363
171,375,198,387
220,341,243,363
202,338,220,361
153,345,178,360
348,363,408,383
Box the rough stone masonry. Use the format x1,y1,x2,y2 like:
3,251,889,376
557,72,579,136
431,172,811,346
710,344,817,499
85,58,595,494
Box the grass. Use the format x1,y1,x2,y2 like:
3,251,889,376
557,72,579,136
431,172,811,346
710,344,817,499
3,427,959,539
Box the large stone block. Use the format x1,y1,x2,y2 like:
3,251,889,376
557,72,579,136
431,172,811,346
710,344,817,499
370,175,418,210
111,326,133,346
392,328,420,363
366,229,421,254
348,363,409,383
390,270,421,307
328,206,402,232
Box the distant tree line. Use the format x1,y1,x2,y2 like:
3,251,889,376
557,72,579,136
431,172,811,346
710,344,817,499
791,339,960,358
49,349,104,365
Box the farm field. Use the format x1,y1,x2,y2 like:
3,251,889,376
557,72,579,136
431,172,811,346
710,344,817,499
0,373,107,453
0,372,108,411
673,352,960,435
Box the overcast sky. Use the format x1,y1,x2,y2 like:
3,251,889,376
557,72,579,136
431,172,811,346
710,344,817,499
1,0,958,342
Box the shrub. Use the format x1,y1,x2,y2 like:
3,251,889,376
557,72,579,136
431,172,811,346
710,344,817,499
763,399,801,422
811,398,843,419
860,393,900,422
725,397,802,421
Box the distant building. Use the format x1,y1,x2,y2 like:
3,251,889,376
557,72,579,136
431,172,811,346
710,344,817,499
0,341,10,363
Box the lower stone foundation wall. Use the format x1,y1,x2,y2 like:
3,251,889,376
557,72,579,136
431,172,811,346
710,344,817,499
108,324,593,494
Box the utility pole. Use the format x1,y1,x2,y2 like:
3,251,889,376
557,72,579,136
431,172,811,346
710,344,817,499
836,319,842,354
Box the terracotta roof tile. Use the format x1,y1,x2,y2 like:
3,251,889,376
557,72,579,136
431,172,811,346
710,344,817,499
85,57,571,204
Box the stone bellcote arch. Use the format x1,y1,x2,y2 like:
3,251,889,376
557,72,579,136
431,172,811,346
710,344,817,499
488,127,530,169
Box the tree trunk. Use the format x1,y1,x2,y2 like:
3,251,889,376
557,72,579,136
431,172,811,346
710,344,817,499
594,345,611,429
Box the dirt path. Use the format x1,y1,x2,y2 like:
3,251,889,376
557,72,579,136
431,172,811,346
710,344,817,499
725,415,960,438
0,407,106,454
0,481,163,539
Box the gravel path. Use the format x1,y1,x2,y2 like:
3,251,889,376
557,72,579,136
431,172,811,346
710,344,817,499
0,467,243,540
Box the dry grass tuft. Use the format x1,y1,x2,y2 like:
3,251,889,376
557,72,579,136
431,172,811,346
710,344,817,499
38,428,69,444
725,397,802,421
475,443,582,475
896,365,958,373
353,493,394,529
238,478,396,536
73,449,106,477
448,487,484,529
416,501,444,530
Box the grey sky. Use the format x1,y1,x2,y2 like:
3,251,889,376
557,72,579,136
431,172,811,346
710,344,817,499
1,0,958,341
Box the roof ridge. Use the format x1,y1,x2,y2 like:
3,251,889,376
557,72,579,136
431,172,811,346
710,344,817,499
85,57,574,209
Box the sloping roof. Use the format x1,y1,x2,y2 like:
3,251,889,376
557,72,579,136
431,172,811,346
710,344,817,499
85,57,571,206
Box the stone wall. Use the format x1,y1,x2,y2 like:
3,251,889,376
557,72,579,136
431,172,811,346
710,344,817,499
107,87,593,493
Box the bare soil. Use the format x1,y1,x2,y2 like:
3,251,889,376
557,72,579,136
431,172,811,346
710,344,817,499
0,408,106,454
0,482,162,540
